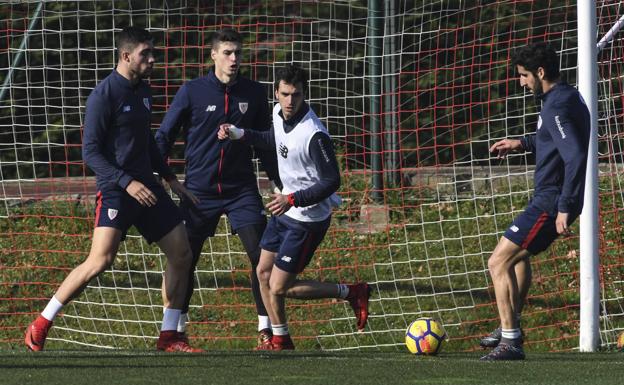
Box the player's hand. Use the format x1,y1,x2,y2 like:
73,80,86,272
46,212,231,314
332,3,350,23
166,178,200,206
217,123,231,140
266,193,292,216
556,212,571,235
126,180,157,207
218,123,244,140
490,139,523,159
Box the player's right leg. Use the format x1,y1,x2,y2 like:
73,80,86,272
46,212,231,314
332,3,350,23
25,227,122,351
284,281,371,332
255,254,299,351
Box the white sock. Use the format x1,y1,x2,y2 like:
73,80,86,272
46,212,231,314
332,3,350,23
502,328,522,340
177,313,188,333
272,324,289,336
337,284,349,299
41,296,63,321
161,308,181,331
258,315,271,331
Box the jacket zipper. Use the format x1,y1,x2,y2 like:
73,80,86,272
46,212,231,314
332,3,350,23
217,88,229,195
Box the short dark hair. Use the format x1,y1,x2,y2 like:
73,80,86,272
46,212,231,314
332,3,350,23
274,64,308,91
210,29,242,51
116,26,153,55
511,42,560,81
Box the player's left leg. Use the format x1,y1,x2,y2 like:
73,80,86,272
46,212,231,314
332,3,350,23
155,223,203,353
226,191,272,345
480,257,531,348
137,188,202,353
236,222,272,346
284,281,371,332
480,237,529,360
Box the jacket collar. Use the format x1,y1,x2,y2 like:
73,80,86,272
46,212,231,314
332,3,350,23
207,69,239,90
112,69,144,90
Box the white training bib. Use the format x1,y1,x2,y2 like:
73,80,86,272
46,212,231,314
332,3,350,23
272,104,340,222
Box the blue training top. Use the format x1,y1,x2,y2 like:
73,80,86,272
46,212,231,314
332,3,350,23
82,70,175,192
155,70,279,197
520,82,591,216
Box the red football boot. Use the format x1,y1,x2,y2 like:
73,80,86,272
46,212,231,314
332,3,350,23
256,334,295,351
346,282,371,331
157,330,204,353
25,316,53,352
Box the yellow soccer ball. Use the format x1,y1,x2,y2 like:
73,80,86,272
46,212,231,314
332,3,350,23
617,330,624,351
405,317,447,355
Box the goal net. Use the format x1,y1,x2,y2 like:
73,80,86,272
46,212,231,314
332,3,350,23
1,0,623,351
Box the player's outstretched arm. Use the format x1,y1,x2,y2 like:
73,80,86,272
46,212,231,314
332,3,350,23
489,138,523,159
218,123,274,150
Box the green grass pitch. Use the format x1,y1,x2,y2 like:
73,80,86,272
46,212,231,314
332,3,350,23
2,350,624,385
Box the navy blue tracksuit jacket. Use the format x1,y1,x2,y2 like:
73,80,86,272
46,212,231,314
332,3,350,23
83,70,175,192
520,82,591,216
155,70,279,197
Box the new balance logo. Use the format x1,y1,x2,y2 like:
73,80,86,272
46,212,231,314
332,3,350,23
281,255,292,263
122,105,131,112
510,225,519,233
279,143,288,158
206,105,216,112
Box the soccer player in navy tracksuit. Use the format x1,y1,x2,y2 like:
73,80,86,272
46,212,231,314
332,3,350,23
24,27,203,353
155,29,281,347
218,65,370,350
480,43,590,360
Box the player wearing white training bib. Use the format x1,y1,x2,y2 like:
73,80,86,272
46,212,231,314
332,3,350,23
218,64,370,350
272,102,340,222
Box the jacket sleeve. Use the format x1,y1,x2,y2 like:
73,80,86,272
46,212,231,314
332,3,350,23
155,84,191,158
547,104,589,213
82,92,133,189
242,127,275,151
251,86,282,187
520,134,536,153
148,133,176,181
291,132,341,207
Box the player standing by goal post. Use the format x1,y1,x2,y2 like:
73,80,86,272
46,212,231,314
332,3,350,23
480,42,590,360
218,64,370,350
24,26,203,353
155,29,281,347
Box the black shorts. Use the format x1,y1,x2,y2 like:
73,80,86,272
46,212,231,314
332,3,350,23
503,203,578,255
180,189,266,238
260,214,330,274
94,184,182,244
